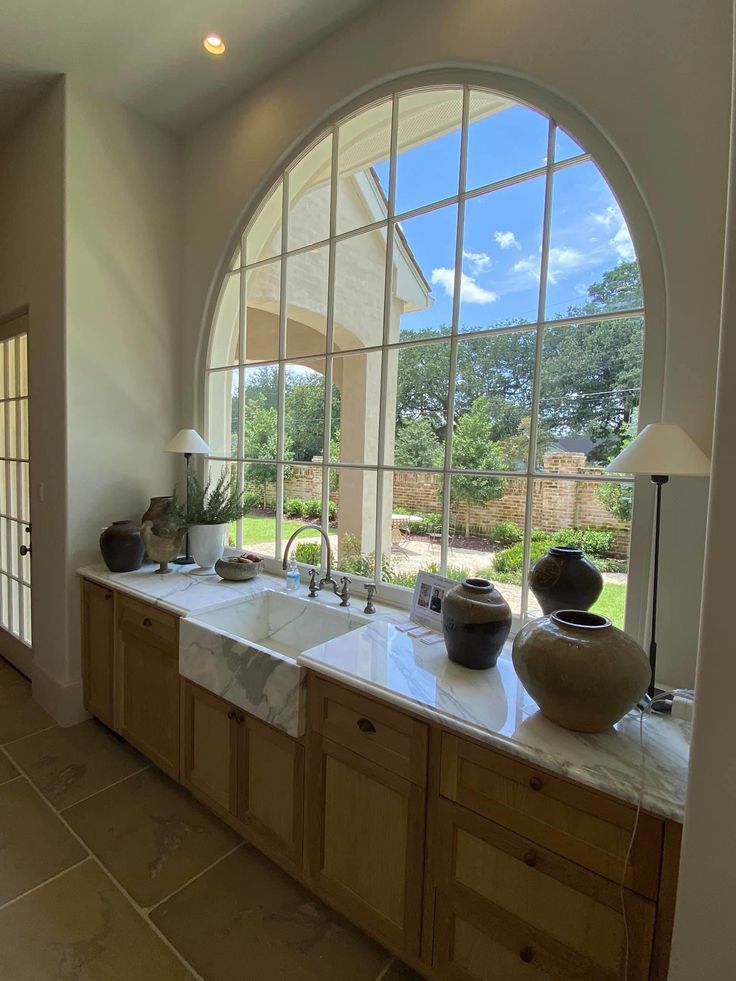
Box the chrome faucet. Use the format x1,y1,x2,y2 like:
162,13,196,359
281,525,351,605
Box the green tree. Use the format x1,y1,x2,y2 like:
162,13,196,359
244,401,293,507
394,417,443,468
450,398,507,536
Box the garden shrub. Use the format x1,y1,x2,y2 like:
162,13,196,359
339,533,391,580
490,521,523,548
328,500,337,523
415,512,442,535
284,498,304,518
302,498,322,520
550,527,615,557
294,542,321,566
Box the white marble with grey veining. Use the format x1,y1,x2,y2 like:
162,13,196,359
300,618,691,821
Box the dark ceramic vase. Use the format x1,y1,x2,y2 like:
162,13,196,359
442,578,512,670
528,546,603,615
99,520,145,573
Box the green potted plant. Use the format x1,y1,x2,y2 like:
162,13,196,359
185,468,248,574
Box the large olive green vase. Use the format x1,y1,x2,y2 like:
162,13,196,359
442,578,512,670
512,610,650,732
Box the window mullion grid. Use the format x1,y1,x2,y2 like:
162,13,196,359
275,175,290,561
321,125,340,566
3,340,12,635
520,120,557,621
440,85,470,576
373,93,400,583
14,335,23,642
235,264,247,552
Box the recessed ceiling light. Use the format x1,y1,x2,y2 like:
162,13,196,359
203,34,226,55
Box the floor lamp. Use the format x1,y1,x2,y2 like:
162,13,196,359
605,424,710,699
165,429,212,565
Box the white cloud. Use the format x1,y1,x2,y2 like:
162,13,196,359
494,230,521,251
512,246,586,285
431,267,499,304
592,205,635,261
512,255,539,279
462,249,492,272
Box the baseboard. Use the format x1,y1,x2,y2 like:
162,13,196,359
32,663,89,727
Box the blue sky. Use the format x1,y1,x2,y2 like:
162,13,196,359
373,100,636,333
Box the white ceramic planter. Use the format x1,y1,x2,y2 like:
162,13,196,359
189,523,228,574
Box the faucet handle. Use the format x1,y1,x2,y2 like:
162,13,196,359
338,575,351,607
364,583,377,615
308,568,319,597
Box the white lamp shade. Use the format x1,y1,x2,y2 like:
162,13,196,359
605,424,710,477
165,429,212,455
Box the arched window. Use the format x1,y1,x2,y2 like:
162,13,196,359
205,84,643,625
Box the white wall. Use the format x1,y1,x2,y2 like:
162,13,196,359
61,80,182,717
181,0,731,690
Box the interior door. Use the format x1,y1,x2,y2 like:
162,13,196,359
0,311,32,676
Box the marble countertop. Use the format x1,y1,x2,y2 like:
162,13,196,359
78,562,690,821
301,618,691,822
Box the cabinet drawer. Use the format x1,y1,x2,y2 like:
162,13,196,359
308,676,427,785
118,595,177,649
433,799,655,981
439,732,662,898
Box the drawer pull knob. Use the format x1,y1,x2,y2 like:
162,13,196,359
523,850,537,868
236,713,244,724
227,710,236,720
104,592,112,601
357,717,376,734
528,775,543,792
143,617,153,627
520,946,535,963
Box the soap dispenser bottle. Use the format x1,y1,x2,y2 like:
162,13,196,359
285,556,300,591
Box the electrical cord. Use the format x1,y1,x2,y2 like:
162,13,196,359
620,704,646,981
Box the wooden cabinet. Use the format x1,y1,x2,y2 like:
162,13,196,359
116,596,180,779
81,580,115,729
306,677,428,957
180,680,304,868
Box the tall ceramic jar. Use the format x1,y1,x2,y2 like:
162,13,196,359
141,496,177,531
528,546,603,614
512,609,650,732
442,578,512,670
99,521,145,573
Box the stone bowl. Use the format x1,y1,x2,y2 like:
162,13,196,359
215,555,263,581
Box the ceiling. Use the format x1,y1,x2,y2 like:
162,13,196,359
0,0,376,136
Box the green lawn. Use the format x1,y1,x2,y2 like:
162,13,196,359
229,515,322,548
591,583,626,628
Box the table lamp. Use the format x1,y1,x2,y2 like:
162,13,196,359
165,429,212,565
605,423,710,698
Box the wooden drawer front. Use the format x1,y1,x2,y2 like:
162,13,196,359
440,733,662,898
309,676,428,785
118,595,177,649
434,800,655,981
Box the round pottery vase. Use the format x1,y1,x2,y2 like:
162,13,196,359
99,520,145,573
512,610,650,733
141,496,177,530
528,546,603,614
189,523,228,574
442,578,512,670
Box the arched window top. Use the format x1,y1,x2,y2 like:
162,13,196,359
205,83,644,624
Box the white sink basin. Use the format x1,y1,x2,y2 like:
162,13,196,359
191,589,370,659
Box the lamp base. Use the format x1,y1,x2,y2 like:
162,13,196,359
172,555,196,565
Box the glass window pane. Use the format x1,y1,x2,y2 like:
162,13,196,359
287,134,332,251
242,461,278,557
466,92,549,191
545,161,641,318
206,368,239,459
285,361,326,464
554,126,586,164
380,470,444,590
395,88,463,215
393,204,457,340
460,176,546,332
332,468,378,580
243,364,279,461
453,331,536,472
245,179,283,264
336,100,392,236
537,317,644,470
285,246,328,359
6,338,16,398
18,334,28,397
388,339,451,469
244,261,280,364
333,228,386,351
331,351,382,466
208,273,240,369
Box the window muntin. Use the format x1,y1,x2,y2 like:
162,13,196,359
208,85,644,627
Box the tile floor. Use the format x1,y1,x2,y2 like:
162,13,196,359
0,656,422,980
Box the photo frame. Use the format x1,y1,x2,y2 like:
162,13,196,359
410,571,456,630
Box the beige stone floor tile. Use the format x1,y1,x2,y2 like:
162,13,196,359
0,859,194,980
0,778,87,905
6,717,147,810
64,766,240,908
0,679,55,743
0,752,18,785
151,843,391,981
0,657,29,691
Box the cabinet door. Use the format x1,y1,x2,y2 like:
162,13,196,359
181,681,238,817
237,713,304,867
81,580,115,728
306,733,425,957
117,599,180,779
